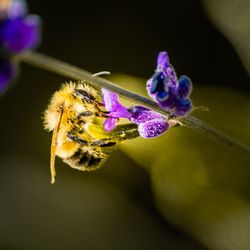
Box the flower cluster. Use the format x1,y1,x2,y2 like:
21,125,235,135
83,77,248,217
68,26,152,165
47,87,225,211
0,0,40,92
102,51,193,138
146,51,192,116
102,89,169,138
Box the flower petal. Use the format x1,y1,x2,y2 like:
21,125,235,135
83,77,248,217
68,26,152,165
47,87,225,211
129,106,165,125
174,98,192,116
103,118,116,132
176,75,192,99
102,89,131,118
1,15,41,53
102,88,119,111
138,118,169,138
157,51,169,71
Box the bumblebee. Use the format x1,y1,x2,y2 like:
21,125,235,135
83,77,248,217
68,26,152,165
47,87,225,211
44,81,138,184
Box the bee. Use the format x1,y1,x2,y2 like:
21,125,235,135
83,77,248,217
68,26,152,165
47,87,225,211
44,81,138,184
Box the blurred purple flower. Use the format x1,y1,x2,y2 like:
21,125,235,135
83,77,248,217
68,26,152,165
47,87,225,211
0,0,27,19
0,0,41,92
0,15,40,53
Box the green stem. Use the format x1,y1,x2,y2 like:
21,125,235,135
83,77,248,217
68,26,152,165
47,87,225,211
18,51,250,161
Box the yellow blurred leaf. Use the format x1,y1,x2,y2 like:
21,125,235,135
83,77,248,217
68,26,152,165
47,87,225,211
111,74,250,250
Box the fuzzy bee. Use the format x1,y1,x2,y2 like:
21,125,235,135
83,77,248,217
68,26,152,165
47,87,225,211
44,81,138,184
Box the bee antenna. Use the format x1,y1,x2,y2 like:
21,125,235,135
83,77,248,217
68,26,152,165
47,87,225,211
92,71,111,77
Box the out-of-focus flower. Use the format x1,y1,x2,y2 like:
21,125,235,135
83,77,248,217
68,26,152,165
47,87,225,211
102,90,169,138
0,15,40,53
146,51,193,116
0,0,40,92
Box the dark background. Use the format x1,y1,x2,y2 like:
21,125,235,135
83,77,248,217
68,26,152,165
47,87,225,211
0,0,249,249
31,0,250,92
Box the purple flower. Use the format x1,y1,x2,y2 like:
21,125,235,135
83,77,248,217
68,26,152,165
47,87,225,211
1,15,40,53
128,106,163,124
176,75,192,99
146,51,178,109
138,119,169,138
102,90,169,138
129,106,169,138
157,51,169,71
0,0,41,92
102,88,131,131
174,98,192,116
0,0,27,20
0,15,40,53
146,51,193,117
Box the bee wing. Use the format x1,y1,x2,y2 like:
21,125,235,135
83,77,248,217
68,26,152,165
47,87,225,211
85,123,139,143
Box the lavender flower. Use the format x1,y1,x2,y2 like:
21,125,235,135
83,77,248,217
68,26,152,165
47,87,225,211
0,15,40,53
102,88,131,132
0,0,40,92
102,90,169,138
146,51,178,109
146,51,193,116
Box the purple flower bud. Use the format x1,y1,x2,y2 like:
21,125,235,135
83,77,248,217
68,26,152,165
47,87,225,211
129,106,165,125
146,51,193,117
146,51,179,112
174,98,192,116
0,58,15,91
176,75,192,99
0,15,41,53
138,118,169,138
128,106,169,138
103,117,116,132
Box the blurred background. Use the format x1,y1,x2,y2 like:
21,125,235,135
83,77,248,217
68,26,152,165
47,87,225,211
0,0,250,249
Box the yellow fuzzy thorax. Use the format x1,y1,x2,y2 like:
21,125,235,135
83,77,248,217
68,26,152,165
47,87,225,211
44,81,99,131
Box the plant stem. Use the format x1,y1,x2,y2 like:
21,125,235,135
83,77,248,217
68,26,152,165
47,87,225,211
19,51,250,161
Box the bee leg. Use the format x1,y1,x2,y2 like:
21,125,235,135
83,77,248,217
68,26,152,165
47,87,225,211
77,111,94,118
67,132,88,145
90,140,117,147
95,112,110,118
86,123,140,142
